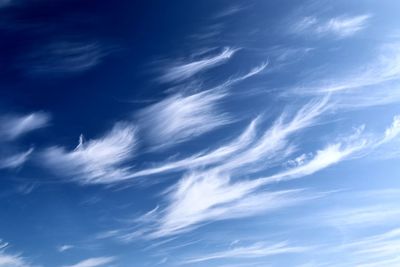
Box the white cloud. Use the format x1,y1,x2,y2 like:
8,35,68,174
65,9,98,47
383,115,400,143
0,112,50,141
149,172,300,238
259,138,366,185
0,253,29,267
183,241,309,264
132,97,328,179
0,148,34,169
160,47,237,83
317,15,371,38
323,205,400,228
138,89,231,148
57,245,74,253
0,241,34,267
25,41,108,75
336,228,400,266
293,14,371,38
130,116,390,239
41,122,137,184
63,257,115,267
292,43,400,108
128,118,258,178
217,97,329,174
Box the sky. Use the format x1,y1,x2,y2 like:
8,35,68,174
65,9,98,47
0,0,400,266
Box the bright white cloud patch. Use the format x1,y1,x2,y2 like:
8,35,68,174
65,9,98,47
138,89,231,148
42,122,137,184
63,257,115,267
0,241,33,267
160,47,237,82
0,112,50,141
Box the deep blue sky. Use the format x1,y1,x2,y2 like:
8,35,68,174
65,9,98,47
1,0,400,266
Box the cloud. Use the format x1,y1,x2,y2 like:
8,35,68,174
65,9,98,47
293,14,371,38
41,122,137,184
148,174,313,238
0,148,34,169
160,47,237,83
316,15,371,38
183,241,309,264
132,96,328,179
382,115,400,143
322,205,400,228
216,97,329,174
0,253,30,267
23,41,109,76
128,118,258,178
0,241,34,267
124,113,400,239
138,89,231,148
290,43,400,110
63,257,115,267
0,112,50,141
337,228,400,266
57,245,74,253
259,136,366,185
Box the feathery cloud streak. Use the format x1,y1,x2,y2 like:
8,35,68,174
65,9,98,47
294,14,371,38
41,123,137,184
128,113,399,238
160,47,237,83
63,257,115,267
0,148,34,169
138,89,231,148
183,241,309,264
0,241,33,267
0,112,50,141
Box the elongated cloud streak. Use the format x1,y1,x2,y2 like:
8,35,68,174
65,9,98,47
138,89,231,148
127,114,398,239
184,242,308,264
0,112,50,141
293,14,371,38
160,47,237,82
0,148,34,169
63,257,115,267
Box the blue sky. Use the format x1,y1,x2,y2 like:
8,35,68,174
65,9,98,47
0,0,400,266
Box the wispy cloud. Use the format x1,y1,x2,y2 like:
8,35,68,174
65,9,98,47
0,148,34,169
290,43,400,110
323,205,400,228
41,122,137,184
63,257,115,267
160,47,237,83
132,96,327,179
148,175,312,238
0,252,30,267
338,228,400,266
0,241,34,267
23,41,110,76
183,241,309,264
0,112,50,141
138,89,231,148
120,112,399,239
57,245,74,253
316,15,371,38
293,14,371,38
128,118,258,178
